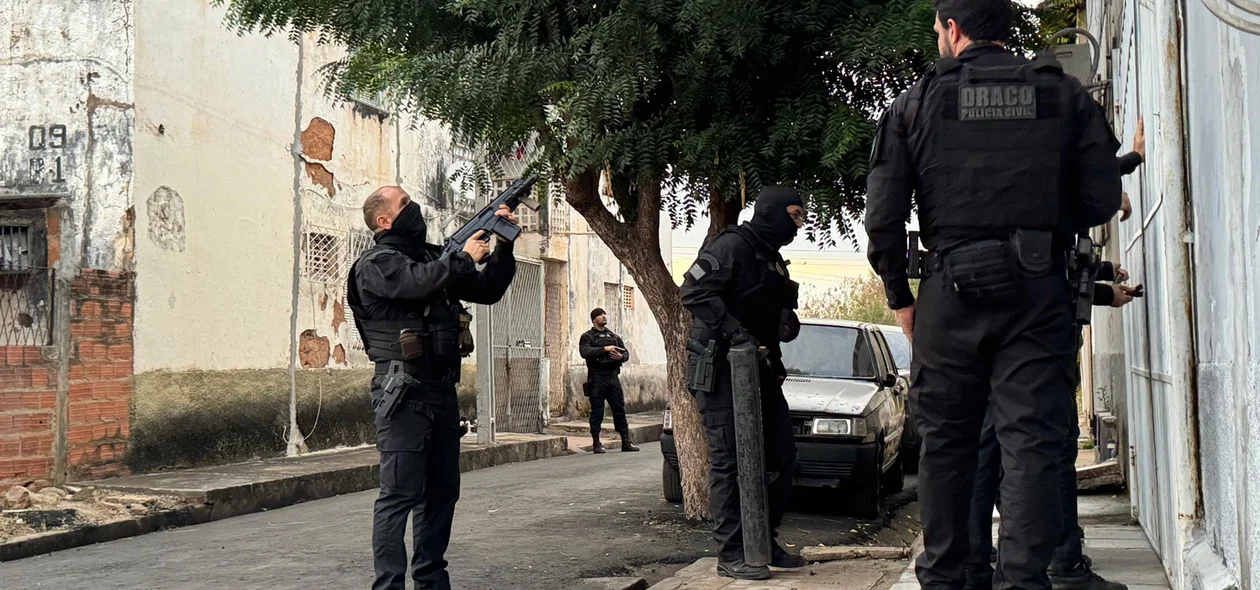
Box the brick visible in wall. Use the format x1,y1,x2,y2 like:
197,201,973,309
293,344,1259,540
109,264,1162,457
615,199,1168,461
63,269,136,482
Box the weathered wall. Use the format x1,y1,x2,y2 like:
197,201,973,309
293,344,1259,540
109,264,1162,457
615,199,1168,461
1183,1,1260,586
131,1,297,372
1092,0,1259,587
1,1,136,484
123,2,484,468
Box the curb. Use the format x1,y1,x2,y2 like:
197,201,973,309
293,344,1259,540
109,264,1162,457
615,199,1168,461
574,577,649,590
0,435,569,562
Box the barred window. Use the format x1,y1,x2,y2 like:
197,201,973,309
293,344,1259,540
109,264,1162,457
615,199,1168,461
622,285,635,311
0,212,52,346
303,232,342,283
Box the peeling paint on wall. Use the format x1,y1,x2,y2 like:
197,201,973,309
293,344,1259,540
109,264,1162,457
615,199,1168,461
301,117,336,196
112,206,135,272
331,299,346,333
333,344,346,365
298,329,330,368
145,186,185,252
301,117,335,160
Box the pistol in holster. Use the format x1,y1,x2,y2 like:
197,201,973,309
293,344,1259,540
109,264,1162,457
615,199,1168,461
376,360,417,419
685,339,718,393
1067,235,1102,325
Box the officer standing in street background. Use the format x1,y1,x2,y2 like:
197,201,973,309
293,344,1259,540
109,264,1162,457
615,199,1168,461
863,0,1122,588
578,308,640,454
966,119,1147,590
348,186,519,590
680,186,808,581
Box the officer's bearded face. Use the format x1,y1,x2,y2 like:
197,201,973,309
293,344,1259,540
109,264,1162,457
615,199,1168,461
594,314,607,328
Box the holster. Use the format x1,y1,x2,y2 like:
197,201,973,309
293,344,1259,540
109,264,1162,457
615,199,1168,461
685,339,718,394
376,360,417,419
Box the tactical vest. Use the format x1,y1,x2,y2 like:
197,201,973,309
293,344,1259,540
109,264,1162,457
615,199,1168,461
346,244,471,383
915,56,1070,237
712,226,790,346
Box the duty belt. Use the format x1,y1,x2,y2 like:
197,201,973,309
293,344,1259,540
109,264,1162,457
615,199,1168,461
373,360,460,385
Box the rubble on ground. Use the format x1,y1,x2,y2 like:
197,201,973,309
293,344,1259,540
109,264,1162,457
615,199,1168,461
0,483,194,543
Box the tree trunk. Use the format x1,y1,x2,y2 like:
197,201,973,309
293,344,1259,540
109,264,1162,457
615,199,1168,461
707,183,741,239
564,171,711,519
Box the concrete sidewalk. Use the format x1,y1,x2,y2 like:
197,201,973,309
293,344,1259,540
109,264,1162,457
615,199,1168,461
546,410,664,452
1,432,568,561
647,557,908,590
889,493,1170,590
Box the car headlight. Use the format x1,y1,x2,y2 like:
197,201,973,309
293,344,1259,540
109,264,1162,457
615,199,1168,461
663,409,673,431
810,417,868,437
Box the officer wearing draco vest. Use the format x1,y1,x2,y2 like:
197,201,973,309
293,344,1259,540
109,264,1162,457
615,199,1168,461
579,308,640,453
680,186,808,581
348,186,518,590
863,1,1122,589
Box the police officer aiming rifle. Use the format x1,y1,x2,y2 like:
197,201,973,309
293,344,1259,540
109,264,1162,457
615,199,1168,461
348,185,519,590
863,1,1122,588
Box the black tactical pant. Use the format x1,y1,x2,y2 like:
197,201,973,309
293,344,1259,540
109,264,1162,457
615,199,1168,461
966,408,1002,583
371,379,462,590
693,360,796,564
588,372,630,436
912,270,1076,590
968,335,1088,578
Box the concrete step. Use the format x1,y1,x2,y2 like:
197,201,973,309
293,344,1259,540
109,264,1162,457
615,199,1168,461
544,411,664,450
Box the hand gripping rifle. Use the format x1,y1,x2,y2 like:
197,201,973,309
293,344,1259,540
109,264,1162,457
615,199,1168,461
442,176,542,259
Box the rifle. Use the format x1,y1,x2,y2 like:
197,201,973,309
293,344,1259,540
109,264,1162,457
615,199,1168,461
442,177,541,259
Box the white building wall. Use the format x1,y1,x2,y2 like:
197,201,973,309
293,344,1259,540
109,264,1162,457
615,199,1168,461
1090,0,1260,587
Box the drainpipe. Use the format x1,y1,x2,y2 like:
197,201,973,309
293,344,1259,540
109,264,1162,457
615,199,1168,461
286,36,308,457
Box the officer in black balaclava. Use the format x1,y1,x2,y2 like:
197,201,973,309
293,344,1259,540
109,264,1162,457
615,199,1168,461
347,186,518,590
679,185,808,581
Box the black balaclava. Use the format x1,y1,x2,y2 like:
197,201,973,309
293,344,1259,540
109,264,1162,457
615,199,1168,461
376,201,430,260
746,186,804,248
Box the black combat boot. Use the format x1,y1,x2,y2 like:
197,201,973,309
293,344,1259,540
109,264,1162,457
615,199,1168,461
592,434,606,454
620,433,640,452
770,543,806,569
1048,556,1128,590
716,560,771,580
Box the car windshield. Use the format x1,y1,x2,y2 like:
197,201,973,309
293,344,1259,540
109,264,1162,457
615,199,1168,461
882,329,911,371
780,324,879,379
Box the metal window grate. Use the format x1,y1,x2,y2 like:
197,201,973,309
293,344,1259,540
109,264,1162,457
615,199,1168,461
303,224,374,349
622,285,635,311
0,226,34,271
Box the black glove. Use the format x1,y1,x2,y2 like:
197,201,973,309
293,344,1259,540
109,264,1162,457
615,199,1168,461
779,309,801,343
731,329,759,349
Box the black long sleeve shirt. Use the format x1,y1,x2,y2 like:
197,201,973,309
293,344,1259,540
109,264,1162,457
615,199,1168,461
356,240,517,311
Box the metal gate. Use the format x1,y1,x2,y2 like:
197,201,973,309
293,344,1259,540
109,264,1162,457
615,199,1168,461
488,259,546,434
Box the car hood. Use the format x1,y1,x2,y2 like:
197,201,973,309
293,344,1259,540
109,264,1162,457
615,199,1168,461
781,376,880,416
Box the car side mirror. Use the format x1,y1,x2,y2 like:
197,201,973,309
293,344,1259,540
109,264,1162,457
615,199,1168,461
882,372,898,388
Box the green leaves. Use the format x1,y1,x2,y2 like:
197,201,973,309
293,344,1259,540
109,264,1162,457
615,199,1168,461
221,0,1060,241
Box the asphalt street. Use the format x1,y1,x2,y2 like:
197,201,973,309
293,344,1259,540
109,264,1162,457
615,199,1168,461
0,442,918,589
